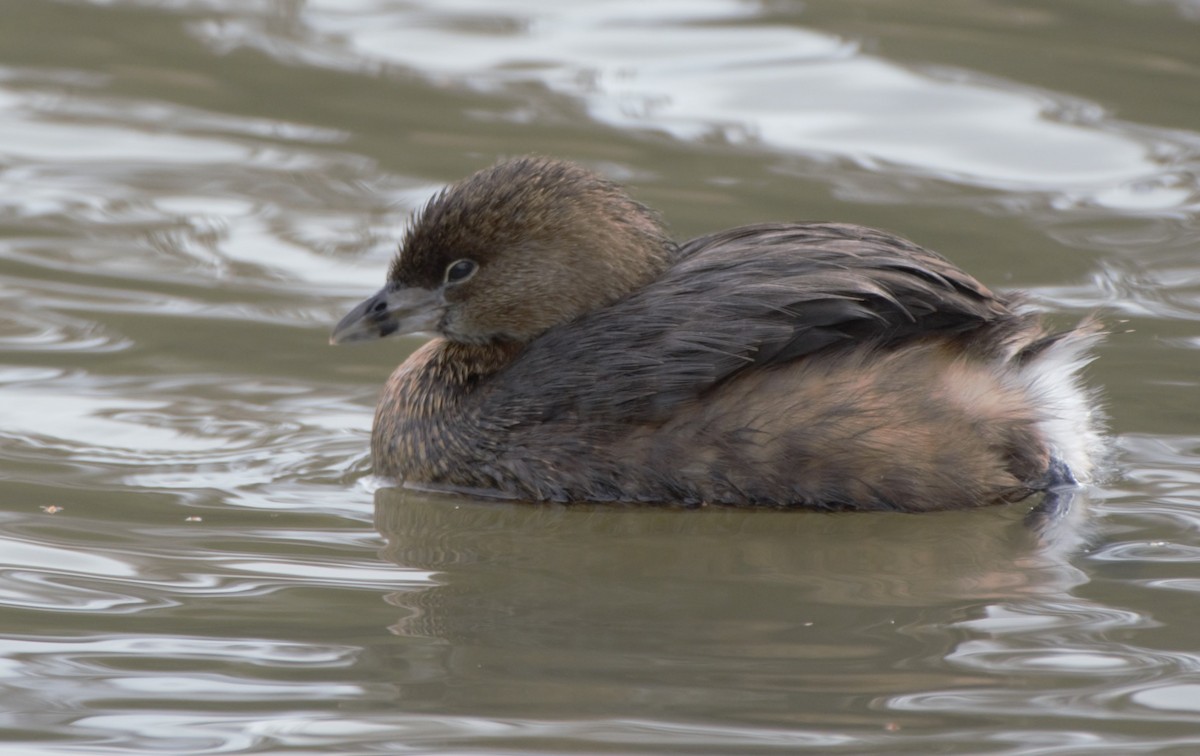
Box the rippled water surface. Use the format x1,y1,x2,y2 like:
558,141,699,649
3,0,1200,753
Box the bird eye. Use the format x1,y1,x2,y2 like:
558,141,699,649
444,259,477,284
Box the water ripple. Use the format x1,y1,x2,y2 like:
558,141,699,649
0,635,366,754
0,63,415,304
187,0,1200,214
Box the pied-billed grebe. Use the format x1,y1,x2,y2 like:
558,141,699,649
332,156,1102,511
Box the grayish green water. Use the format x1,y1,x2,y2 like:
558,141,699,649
2,1,1200,753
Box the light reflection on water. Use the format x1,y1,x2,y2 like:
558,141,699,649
1,0,1199,753
267,0,1200,211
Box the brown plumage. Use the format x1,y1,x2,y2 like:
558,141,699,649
332,156,1103,511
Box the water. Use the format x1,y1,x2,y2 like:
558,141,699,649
2,0,1199,752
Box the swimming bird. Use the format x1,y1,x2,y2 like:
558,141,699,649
332,156,1102,511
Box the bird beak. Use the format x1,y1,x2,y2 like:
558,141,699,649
329,283,445,345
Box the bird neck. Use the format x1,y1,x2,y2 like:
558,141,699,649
370,338,523,480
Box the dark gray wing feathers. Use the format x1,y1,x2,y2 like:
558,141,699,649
484,222,1013,422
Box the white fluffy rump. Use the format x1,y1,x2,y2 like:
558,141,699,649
1016,319,1106,484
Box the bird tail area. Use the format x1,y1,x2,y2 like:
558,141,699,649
1012,316,1107,485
